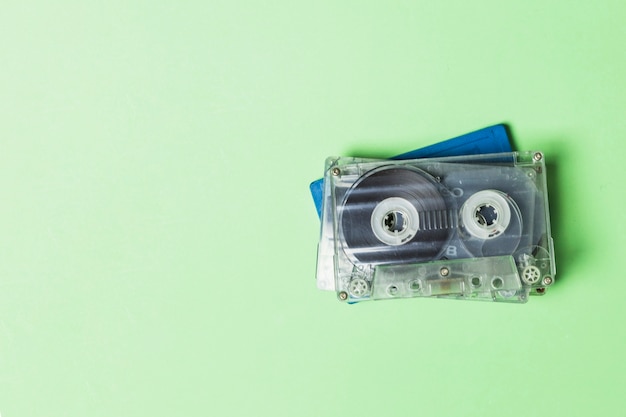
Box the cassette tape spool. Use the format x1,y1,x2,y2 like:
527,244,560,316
316,151,555,304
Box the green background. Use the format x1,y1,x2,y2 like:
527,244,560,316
1,1,625,416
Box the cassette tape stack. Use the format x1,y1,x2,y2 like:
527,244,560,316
316,151,555,304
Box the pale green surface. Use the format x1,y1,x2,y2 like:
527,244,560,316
0,1,625,416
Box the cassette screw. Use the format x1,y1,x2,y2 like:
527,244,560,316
331,167,341,176
533,152,543,162
542,276,553,286
338,291,348,301
440,267,450,277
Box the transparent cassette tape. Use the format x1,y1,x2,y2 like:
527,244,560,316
316,151,555,303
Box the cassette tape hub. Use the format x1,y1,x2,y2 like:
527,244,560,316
316,151,555,303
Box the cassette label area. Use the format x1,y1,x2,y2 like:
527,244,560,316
316,152,555,303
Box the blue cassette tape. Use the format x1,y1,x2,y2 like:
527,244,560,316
310,125,512,218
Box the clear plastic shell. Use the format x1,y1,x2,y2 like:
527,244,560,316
316,151,555,304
